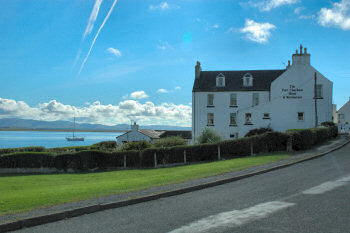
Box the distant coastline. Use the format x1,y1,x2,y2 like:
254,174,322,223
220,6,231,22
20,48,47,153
0,128,127,133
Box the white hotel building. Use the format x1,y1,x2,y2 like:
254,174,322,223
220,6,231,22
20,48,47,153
192,46,333,141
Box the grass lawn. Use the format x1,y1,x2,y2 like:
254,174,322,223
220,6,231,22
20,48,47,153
0,153,290,216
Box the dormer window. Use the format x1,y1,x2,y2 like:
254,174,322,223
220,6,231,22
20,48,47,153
216,73,225,87
243,73,253,87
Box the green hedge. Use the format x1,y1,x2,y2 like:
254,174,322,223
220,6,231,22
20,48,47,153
0,147,45,156
0,126,338,170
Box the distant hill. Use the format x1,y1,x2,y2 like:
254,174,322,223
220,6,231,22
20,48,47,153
0,118,191,131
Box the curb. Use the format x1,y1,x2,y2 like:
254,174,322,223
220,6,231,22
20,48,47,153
1,138,349,232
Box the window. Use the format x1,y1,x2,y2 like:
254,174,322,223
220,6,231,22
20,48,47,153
230,133,238,138
243,73,253,87
315,84,323,98
230,93,237,106
298,112,304,121
216,73,225,87
245,113,252,124
207,113,214,125
339,114,344,121
207,94,214,106
230,113,237,126
252,93,259,106
263,113,270,119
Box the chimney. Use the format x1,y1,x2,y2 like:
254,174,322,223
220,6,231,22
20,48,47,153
286,60,291,69
131,122,139,131
195,61,201,80
292,45,310,66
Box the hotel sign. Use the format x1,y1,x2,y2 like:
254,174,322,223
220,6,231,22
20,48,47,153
282,85,303,99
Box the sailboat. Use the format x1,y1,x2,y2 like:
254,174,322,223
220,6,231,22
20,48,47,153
66,117,84,141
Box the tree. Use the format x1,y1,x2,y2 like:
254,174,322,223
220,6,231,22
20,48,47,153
197,128,221,144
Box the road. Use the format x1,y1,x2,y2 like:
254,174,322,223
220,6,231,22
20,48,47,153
15,143,350,233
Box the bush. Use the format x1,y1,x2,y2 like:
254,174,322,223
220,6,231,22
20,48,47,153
197,128,221,144
0,146,45,156
0,152,53,168
153,136,187,148
245,128,272,137
91,141,118,151
121,140,152,151
321,121,335,127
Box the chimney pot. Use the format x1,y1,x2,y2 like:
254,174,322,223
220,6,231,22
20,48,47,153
300,44,303,54
288,60,290,66
295,49,298,54
304,48,307,54
195,61,201,80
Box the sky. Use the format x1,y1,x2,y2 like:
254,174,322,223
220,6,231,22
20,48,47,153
0,0,349,127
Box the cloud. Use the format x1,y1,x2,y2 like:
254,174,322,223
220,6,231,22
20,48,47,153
83,0,103,40
149,2,169,10
174,86,181,90
294,6,305,14
240,19,276,43
79,0,118,75
106,47,122,57
157,40,171,50
157,88,169,93
130,91,149,99
0,97,191,127
212,24,219,29
248,0,299,11
318,0,350,30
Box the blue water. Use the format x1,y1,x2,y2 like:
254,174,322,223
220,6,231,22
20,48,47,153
0,131,123,149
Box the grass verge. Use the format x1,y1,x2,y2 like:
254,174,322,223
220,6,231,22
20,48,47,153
0,153,289,216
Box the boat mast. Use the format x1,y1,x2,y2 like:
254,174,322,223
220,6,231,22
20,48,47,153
73,117,75,138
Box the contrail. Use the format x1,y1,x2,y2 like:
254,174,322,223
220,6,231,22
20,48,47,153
78,0,118,75
83,0,103,40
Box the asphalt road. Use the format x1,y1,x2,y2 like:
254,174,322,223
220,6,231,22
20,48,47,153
15,143,350,233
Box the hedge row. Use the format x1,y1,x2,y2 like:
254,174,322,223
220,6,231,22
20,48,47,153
0,126,338,170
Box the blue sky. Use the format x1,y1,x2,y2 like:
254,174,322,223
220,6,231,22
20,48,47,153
0,0,349,126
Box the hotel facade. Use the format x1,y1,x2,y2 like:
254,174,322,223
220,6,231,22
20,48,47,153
192,46,333,142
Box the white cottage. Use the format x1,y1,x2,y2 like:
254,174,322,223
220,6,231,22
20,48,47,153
337,98,350,133
192,45,333,142
116,122,163,146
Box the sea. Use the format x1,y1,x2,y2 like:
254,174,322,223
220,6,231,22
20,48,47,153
0,131,123,149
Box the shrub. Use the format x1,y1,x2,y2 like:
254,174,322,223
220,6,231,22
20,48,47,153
197,128,221,144
0,146,45,156
121,140,152,151
321,121,335,127
91,141,118,151
153,136,187,148
245,128,272,137
0,152,53,168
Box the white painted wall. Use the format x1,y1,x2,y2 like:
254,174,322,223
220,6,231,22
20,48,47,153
116,123,151,146
337,99,350,133
192,50,333,142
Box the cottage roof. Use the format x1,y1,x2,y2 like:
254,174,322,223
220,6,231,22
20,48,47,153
193,69,286,92
116,129,164,139
159,130,192,139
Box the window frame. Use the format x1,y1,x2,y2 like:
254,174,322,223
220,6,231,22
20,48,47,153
207,113,214,126
230,93,237,107
245,113,253,125
230,112,237,126
298,112,304,121
207,94,214,107
252,93,259,106
315,84,323,99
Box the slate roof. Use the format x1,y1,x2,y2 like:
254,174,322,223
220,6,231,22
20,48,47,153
158,130,192,139
139,130,164,139
116,129,164,139
193,69,286,92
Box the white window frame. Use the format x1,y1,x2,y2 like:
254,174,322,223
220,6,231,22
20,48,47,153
315,84,323,98
298,112,304,121
216,73,225,87
245,113,252,124
207,94,214,106
230,113,237,126
230,93,237,106
207,113,214,126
